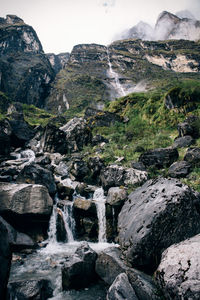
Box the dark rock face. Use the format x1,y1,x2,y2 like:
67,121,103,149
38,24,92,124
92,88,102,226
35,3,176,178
56,207,67,242
107,273,138,300
87,156,105,184
139,147,179,169
0,218,11,300
173,135,194,148
46,52,70,73
118,177,200,272
0,216,34,251
168,161,191,178
0,15,55,107
184,147,200,166
7,279,53,300
62,242,97,290
60,117,92,153
42,124,68,154
156,234,200,300
16,163,56,195
177,116,200,138
91,134,109,146
69,157,89,181
0,119,12,156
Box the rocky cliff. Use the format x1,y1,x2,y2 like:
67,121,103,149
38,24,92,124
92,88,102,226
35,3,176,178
0,15,55,108
46,52,70,73
46,39,200,114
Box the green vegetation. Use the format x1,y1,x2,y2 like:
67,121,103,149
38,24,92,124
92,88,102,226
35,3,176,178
22,104,54,127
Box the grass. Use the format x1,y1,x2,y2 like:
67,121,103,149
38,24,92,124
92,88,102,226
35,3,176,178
22,104,54,127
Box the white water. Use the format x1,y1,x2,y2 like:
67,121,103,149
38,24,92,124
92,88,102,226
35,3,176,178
93,187,107,243
107,49,126,97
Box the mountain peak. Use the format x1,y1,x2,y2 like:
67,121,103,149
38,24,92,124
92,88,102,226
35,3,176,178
0,15,25,26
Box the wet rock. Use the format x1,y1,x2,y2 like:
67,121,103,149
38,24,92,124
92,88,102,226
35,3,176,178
57,181,74,200
74,197,96,214
173,135,194,148
54,160,69,177
184,147,200,166
106,187,128,207
0,216,34,251
56,207,67,242
62,242,97,290
107,273,138,300
7,279,53,300
156,234,200,300
35,154,51,166
0,217,11,300
16,162,56,195
95,247,128,285
118,177,200,272
168,161,191,178
139,147,179,169
96,247,160,300
60,117,92,153
0,119,12,156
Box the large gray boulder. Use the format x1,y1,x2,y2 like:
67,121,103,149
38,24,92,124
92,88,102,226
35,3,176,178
16,162,56,195
62,242,97,290
139,147,178,168
0,218,11,299
107,273,138,300
168,161,191,178
156,234,200,300
184,147,200,166
42,124,68,154
118,177,200,272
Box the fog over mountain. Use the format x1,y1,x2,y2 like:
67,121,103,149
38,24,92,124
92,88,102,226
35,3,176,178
118,10,200,41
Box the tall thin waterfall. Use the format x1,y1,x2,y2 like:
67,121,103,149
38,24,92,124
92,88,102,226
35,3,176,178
107,48,126,97
93,187,107,243
62,202,75,243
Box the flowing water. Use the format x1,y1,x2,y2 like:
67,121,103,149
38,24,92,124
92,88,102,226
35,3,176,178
107,49,126,98
93,187,107,243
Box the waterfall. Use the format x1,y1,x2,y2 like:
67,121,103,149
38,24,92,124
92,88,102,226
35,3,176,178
107,48,126,97
47,195,75,245
93,187,107,243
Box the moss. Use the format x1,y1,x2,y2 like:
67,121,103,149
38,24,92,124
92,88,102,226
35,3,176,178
22,104,54,127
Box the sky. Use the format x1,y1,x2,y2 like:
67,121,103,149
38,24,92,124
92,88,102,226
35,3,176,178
1,0,200,54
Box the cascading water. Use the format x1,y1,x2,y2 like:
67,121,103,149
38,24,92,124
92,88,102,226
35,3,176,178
107,48,126,98
93,187,107,243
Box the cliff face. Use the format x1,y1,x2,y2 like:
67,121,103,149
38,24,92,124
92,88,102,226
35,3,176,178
46,39,200,113
0,15,55,108
46,52,70,73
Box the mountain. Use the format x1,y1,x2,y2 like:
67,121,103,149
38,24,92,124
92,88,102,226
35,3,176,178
46,52,70,73
119,10,200,41
45,39,200,114
0,15,55,108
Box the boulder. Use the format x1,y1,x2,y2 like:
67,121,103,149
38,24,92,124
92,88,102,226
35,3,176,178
184,147,200,166
0,216,34,250
100,165,147,189
156,234,200,300
42,124,68,154
107,273,138,300
96,247,161,300
139,147,179,169
0,218,11,300
106,187,128,207
35,154,51,166
173,136,194,148
69,157,89,181
16,163,56,195
168,161,191,178
62,242,97,290
0,119,12,157
57,180,75,200
118,177,200,272
0,183,53,237
60,117,92,153
87,156,105,184
177,115,199,138
7,279,53,300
